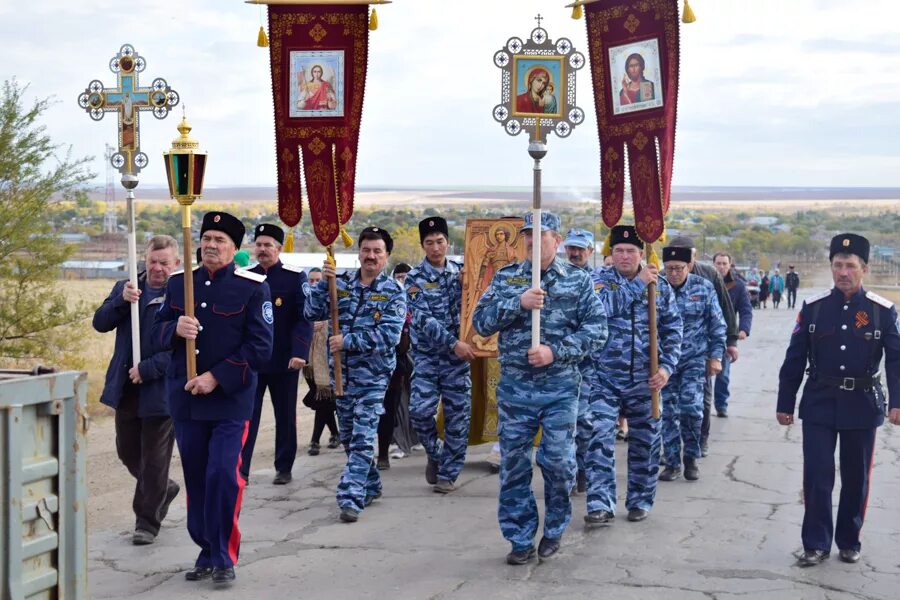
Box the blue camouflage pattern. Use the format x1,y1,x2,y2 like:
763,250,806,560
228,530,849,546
304,270,406,512
473,257,608,550
569,261,595,475
406,258,472,483
662,274,726,468
585,265,683,514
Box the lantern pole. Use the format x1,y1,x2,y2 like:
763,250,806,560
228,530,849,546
164,116,207,380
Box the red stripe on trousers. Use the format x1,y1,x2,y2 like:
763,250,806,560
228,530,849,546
860,431,877,523
228,420,251,565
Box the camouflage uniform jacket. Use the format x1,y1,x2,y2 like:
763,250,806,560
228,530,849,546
472,257,608,390
590,266,683,385
304,270,406,382
405,258,464,355
671,273,727,366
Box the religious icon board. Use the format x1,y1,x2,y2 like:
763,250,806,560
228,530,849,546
492,17,587,143
289,50,345,118
609,39,664,115
459,218,527,358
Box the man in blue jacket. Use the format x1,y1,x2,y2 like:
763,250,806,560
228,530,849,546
473,212,607,564
713,252,753,417
304,227,406,523
240,223,313,485
93,235,181,546
153,212,273,586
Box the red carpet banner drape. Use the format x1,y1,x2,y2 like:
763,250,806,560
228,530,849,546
584,0,679,242
267,4,369,246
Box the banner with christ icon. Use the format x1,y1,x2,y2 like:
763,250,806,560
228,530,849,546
577,0,680,244
264,2,372,244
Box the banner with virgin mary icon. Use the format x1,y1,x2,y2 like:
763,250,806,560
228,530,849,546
579,0,680,243
265,2,371,246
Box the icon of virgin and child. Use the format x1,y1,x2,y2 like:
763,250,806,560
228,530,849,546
514,65,559,115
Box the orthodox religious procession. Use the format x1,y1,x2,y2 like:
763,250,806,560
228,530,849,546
1,0,899,598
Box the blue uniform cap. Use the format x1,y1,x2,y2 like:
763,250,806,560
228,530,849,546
564,228,594,249
520,211,561,233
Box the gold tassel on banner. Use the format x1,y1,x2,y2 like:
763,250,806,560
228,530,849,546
369,8,378,31
340,226,353,248
571,4,583,20
257,26,269,47
601,231,612,258
646,243,662,269
284,227,294,252
682,0,697,23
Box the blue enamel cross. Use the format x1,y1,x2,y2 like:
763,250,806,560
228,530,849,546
77,44,179,176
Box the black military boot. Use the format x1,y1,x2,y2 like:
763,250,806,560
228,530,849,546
659,466,681,481
684,458,700,481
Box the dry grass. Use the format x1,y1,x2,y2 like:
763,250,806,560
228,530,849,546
57,279,119,416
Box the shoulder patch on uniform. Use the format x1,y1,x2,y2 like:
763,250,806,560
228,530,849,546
805,289,831,305
281,263,305,274
262,301,274,324
866,291,894,309
235,269,267,283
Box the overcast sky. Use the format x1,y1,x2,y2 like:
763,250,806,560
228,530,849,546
3,0,899,190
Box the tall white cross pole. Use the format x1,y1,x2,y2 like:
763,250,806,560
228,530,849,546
78,44,179,367
529,140,546,348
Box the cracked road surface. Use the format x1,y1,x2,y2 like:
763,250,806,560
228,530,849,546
88,286,900,599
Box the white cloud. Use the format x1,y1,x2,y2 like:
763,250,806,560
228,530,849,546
2,0,899,189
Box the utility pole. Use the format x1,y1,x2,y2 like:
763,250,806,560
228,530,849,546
103,143,117,234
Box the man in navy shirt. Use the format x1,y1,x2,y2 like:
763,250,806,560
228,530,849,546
777,233,900,567
153,212,273,586
240,224,312,485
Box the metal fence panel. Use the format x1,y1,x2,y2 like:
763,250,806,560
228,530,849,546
1,371,88,600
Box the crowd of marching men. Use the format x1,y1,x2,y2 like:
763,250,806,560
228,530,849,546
93,209,898,584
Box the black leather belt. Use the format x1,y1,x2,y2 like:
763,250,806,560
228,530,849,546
811,374,881,391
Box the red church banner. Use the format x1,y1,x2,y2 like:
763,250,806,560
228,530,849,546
266,4,369,246
583,0,679,243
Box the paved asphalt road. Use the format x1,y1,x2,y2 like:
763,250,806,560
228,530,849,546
89,287,900,599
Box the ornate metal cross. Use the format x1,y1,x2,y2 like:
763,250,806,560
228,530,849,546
77,44,179,177
534,13,543,28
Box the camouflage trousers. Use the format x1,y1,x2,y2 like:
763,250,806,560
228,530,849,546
586,380,661,514
497,372,578,551
409,354,472,482
575,369,593,472
335,386,386,512
662,359,706,468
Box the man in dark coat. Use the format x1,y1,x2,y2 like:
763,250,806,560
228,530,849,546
93,235,181,545
240,223,312,485
153,212,273,586
712,252,753,417
777,233,900,567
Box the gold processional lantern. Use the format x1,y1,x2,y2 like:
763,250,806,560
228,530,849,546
163,117,207,379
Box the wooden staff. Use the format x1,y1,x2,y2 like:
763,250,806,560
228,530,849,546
182,205,197,379
327,246,344,396
648,281,660,418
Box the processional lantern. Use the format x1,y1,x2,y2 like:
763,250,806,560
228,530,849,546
163,117,207,379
